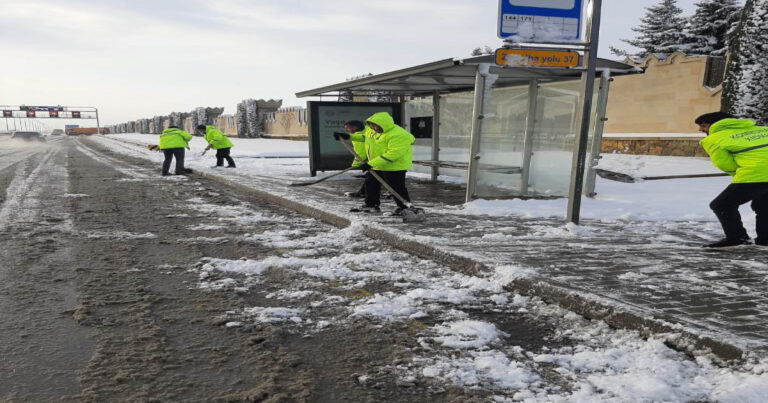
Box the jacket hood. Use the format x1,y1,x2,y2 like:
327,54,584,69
366,112,395,132
162,127,182,134
710,118,755,135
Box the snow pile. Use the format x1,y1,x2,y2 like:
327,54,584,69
492,265,538,285
185,197,274,226
200,257,268,276
433,320,506,349
351,292,427,320
265,290,316,300
418,350,540,391
242,307,303,323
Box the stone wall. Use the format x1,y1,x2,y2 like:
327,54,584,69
601,137,707,157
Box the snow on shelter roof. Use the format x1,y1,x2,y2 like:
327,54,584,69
296,55,640,98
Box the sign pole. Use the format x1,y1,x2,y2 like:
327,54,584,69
566,0,602,224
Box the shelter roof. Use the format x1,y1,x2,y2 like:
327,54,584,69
297,55,639,98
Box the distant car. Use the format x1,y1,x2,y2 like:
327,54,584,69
51,129,64,136
11,131,46,142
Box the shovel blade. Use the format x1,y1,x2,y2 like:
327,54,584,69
594,169,637,183
401,207,427,223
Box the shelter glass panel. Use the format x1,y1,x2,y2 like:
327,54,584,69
437,92,474,178
403,97,434,176
528,80,600,196
473,78,600,198
473,83,530,198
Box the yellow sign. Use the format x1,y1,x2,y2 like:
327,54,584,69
495,49,580,68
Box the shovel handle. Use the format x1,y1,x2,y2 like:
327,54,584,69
288,165,357,186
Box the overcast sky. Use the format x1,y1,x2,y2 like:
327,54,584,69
1,0,712,126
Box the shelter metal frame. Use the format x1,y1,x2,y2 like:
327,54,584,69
296,54,638,213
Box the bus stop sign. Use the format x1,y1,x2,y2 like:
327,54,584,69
498,0,583,42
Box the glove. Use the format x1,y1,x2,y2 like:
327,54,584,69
333,131,350,141
359,163,372,172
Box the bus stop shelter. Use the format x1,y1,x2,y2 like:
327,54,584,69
296,54,639,202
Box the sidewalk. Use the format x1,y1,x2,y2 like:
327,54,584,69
92,136,768,364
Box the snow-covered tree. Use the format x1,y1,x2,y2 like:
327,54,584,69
470,46,493,56
618,0,689,57
722,0,768,124
683,0,742,56
236,102,248,138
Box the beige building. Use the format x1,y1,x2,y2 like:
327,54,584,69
264,107,308,136
215,115,238,136
605,52,724,134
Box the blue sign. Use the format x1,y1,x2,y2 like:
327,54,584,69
498,0,583,41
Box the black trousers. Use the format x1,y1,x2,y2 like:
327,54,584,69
215,148,235,167
710,182,768,243
162,148,185,175
355,172,369,195
364,170,410,209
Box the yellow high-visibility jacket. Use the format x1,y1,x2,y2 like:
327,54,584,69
700,118,768,183
159,127,192,150
204,125,233,150
349,112,415,171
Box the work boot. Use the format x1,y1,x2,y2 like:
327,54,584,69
703,237,751,248
391,207,406,216
344,190,365,198
349,205,380,213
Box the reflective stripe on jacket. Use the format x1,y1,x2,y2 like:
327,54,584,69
159,127,192,150
351,112,414,171
204,125,233,149
700,118,768,183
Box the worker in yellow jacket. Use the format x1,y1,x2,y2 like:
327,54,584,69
335,112,415,215
159,125,193,176
696,112,768,248
197,125,235,168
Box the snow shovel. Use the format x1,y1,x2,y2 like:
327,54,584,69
338,139,426,223
288,166,358,187
595,168,729,183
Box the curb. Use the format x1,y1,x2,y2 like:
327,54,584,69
197,171,745,366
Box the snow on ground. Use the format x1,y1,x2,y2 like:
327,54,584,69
460,153,758,234
94,134,768,400
104,132,309,177
182,202,768,402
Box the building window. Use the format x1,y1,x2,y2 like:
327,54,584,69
703,56,726,88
